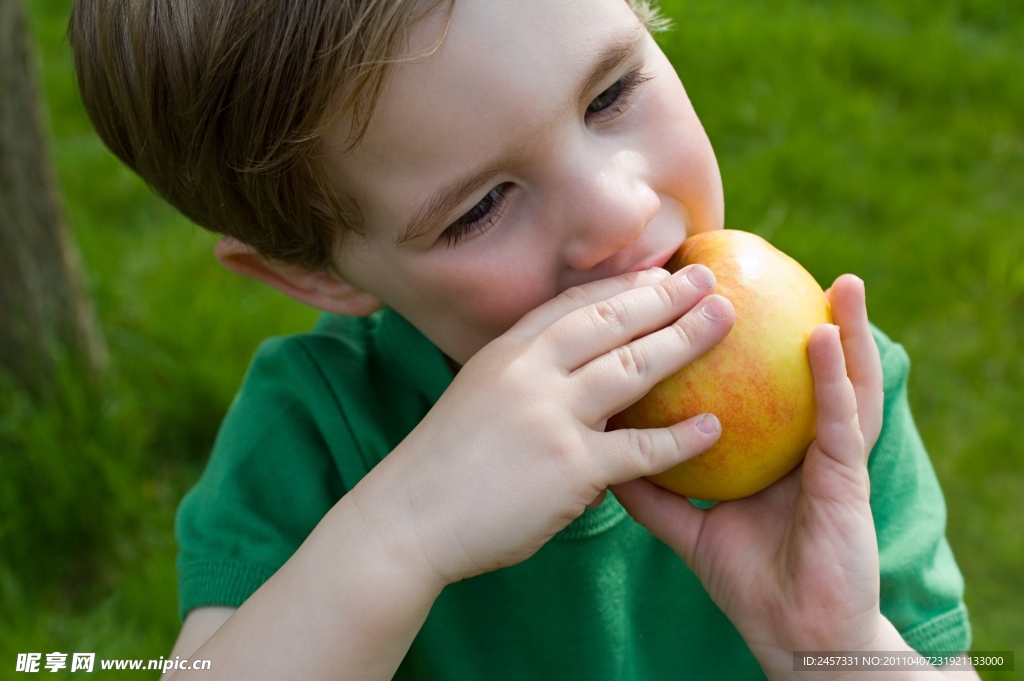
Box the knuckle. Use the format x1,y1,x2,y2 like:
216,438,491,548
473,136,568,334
622,269,650,287
658,267,705,308
547,430,577,462
626,428,658,469
671,315,700,349
672,424,693,454
559,284,592,308
650,278,679,309
611,342,649,379
547,428,588,474
590,297,630,335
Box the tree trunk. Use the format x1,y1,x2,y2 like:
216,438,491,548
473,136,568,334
0,0,106,395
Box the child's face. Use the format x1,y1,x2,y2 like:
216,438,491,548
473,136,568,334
326,0,724,365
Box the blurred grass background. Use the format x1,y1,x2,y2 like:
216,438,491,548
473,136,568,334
2,0,1021,677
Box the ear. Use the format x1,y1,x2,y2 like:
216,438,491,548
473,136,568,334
214,236,383,317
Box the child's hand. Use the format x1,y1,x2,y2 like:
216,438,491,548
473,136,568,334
610,274,887,674
345,265,735,586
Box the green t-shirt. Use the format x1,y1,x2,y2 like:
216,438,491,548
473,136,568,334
175,308,971,679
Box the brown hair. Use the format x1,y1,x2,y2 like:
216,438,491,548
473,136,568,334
70,1,669,273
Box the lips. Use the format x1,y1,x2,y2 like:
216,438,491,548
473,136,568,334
627,244,682,273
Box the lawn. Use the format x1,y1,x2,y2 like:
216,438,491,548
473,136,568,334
2,0,1021,678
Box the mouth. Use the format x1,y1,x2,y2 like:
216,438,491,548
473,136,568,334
629,244,682,273
658,249,678,269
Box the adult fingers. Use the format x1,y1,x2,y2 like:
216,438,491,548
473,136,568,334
509,267,672,338
827,275,884,452
569,289,734,425
537,264,720,372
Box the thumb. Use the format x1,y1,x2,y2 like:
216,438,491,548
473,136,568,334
610,478,707,567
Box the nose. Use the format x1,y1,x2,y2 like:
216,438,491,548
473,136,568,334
558,151,661,272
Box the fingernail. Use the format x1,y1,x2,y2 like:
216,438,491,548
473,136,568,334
686,264,716,289
696,413,720,435
701,295,730,321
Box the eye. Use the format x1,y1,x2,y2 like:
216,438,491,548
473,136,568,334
586,69,652,121
441,183,511,249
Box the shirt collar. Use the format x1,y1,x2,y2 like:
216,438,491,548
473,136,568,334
375,307,454,406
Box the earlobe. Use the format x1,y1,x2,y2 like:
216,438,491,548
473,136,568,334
213,236,383,317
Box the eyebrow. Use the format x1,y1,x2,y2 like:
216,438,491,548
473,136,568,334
395,23,648,246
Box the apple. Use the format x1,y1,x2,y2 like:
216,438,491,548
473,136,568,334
607,229,833,501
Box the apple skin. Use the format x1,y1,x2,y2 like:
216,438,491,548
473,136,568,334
607,229,833,501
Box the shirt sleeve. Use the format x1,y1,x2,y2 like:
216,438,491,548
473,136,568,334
868,324,972,653
174,335,352,622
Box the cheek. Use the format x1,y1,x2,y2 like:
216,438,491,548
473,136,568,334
644,71,724,232
426,255,557,334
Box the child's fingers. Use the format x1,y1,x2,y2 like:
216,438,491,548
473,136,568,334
569,292,734,425
596,413,722,488
509,267,672,337
539,264,722,372
828,275,884,451
807,324,866,472
608,477,706,567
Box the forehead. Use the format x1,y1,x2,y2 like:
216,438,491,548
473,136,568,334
326,0,645,237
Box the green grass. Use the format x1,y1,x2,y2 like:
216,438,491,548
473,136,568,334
3,0,1021,677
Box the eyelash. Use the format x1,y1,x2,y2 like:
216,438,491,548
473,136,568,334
441,183,511,249
440,68,651,249
586,68,652,120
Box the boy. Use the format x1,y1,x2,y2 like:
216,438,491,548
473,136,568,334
70,0,975,678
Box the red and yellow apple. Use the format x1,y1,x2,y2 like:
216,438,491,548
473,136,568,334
607,229,832,501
